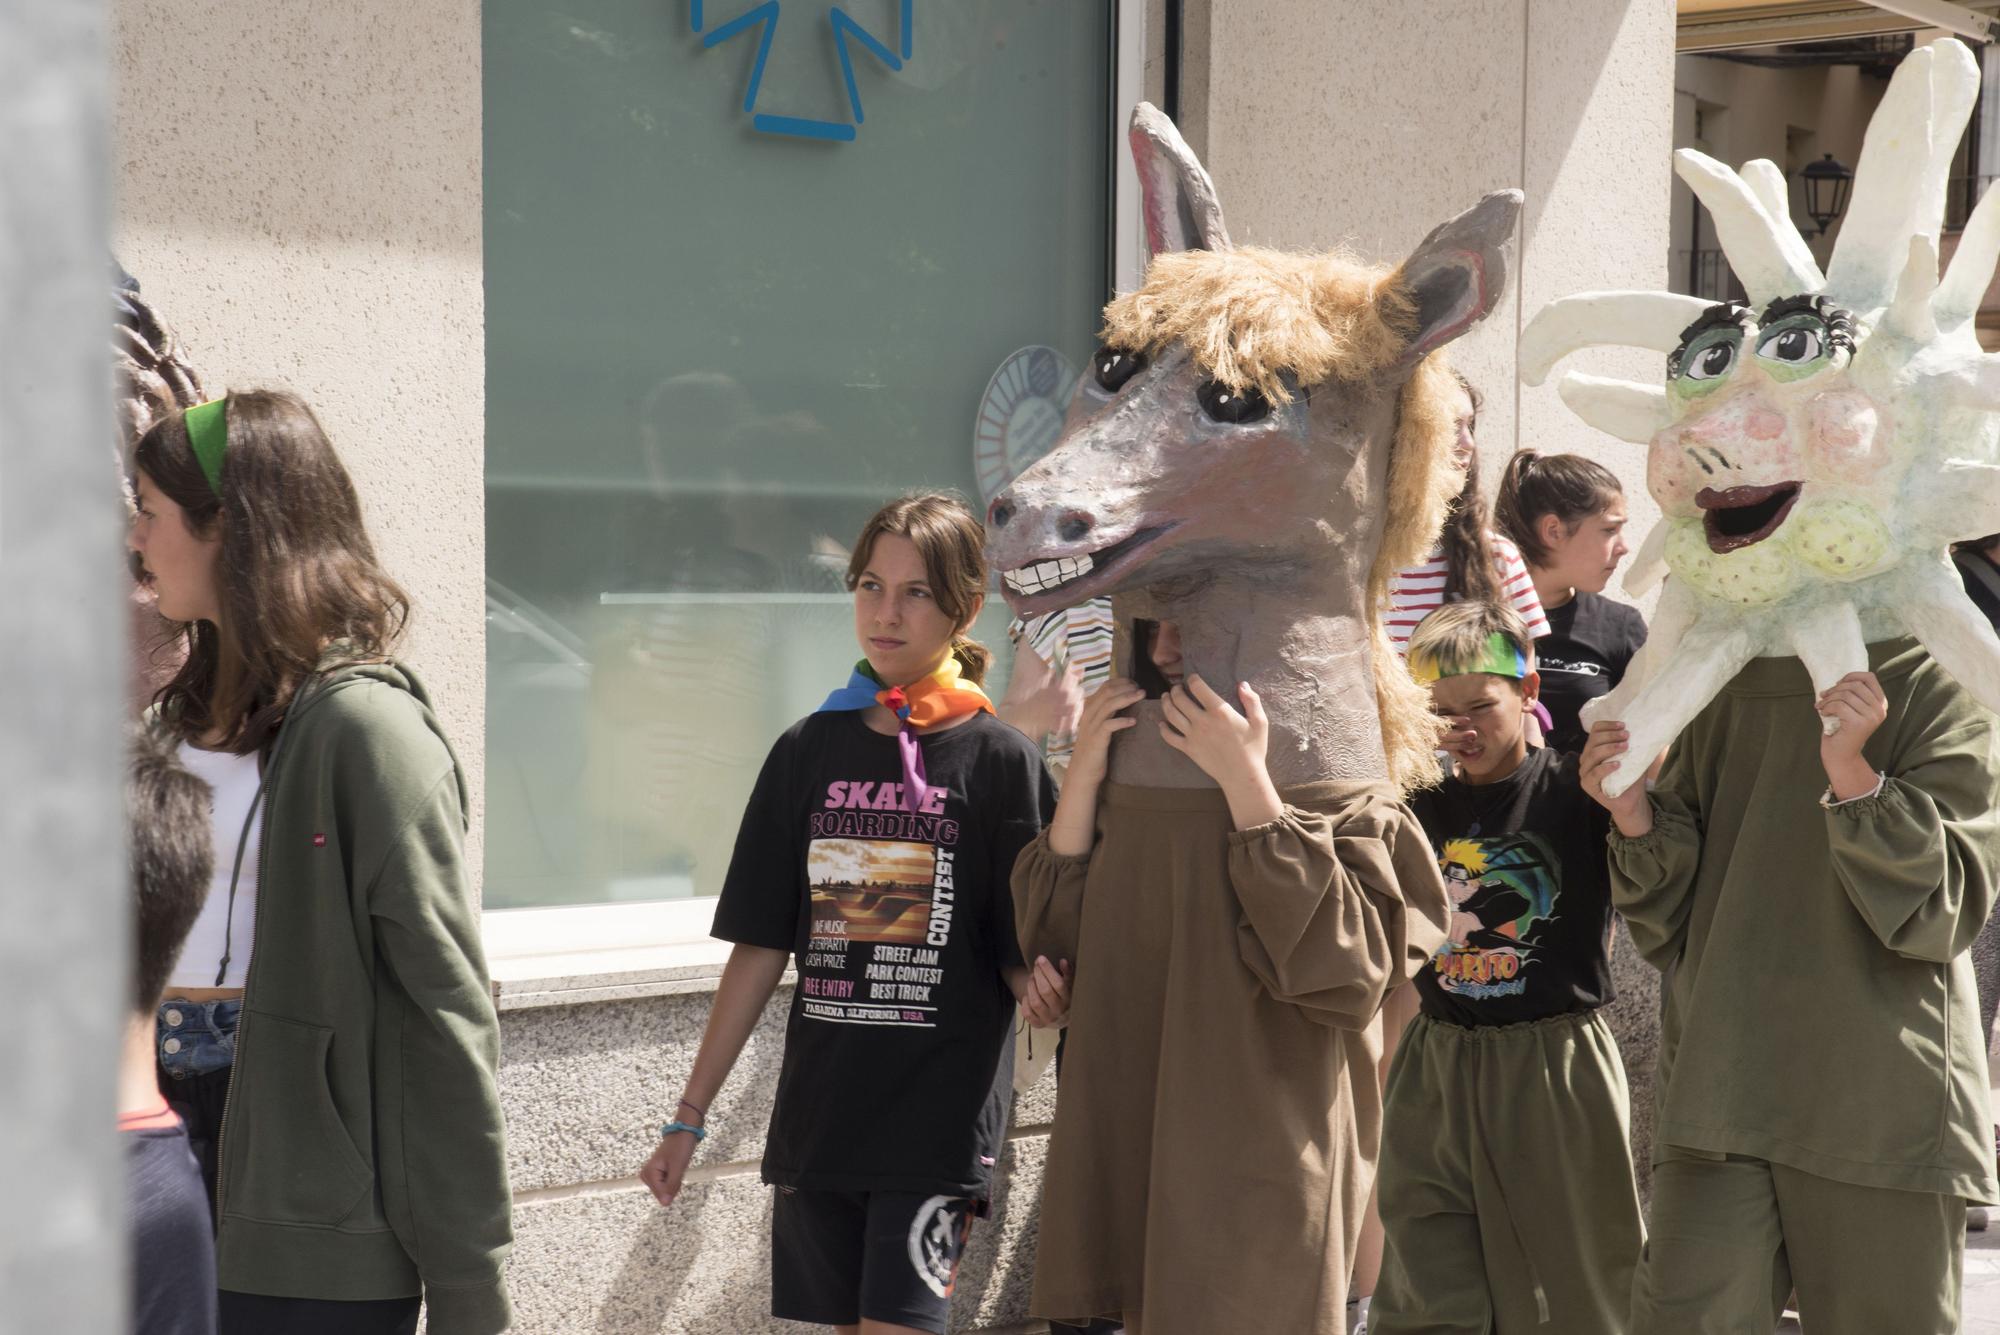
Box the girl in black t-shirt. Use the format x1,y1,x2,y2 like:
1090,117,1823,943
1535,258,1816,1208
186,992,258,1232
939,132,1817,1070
638,493,1067,1335
1493,451,1648,753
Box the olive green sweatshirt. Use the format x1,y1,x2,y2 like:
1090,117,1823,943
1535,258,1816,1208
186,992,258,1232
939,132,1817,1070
201,660,513,1332
1610,638,2000,1201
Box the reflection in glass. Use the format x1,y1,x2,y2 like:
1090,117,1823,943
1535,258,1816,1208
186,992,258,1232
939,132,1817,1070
483,0,1110,906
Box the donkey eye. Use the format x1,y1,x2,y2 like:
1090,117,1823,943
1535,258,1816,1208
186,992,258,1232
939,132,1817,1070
1196,379,1270,424
1092,345,1148,394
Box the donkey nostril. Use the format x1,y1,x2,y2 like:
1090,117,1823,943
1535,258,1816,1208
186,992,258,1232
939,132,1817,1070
989,500,1014,529
1057,511,1095,543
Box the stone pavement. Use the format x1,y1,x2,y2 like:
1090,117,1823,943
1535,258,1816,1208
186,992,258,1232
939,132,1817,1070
1967,1227,2000,1335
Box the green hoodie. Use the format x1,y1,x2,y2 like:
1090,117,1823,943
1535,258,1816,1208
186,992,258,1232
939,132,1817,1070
1610,639,2000,1202
199,660,512,1333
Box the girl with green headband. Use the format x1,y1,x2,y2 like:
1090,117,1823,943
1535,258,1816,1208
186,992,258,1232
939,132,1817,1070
127,390,513,1335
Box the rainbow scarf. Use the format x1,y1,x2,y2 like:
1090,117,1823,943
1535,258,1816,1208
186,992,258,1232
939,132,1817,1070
818,657,994,812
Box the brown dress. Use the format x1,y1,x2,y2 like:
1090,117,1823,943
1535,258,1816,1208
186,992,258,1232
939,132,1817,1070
1013,780,1449,1335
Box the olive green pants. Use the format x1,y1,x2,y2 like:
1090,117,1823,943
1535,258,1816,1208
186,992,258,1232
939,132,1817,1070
1632,1150,1965,1335
1371,1009,1644,1335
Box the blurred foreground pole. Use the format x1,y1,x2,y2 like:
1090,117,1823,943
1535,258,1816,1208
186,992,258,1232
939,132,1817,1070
0,2,122,1334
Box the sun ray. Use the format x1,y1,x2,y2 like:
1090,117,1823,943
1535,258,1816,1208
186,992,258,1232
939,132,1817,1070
1826,42,1979,313
1622,519,1670,599
1900,559,2000,717
1674,149,1824,302
1581,575,1697,732
1885,235,1941,343
1937,182,2000,330
1739,159,1798,243
1519,291,1715,386
1787,599,1869,727
1555,372,1669,444
1595,617,1763,797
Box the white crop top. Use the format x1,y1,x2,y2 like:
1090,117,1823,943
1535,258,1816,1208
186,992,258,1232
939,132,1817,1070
167,741,265,991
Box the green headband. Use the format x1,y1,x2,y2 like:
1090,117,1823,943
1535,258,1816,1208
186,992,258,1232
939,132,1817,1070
1409,632,1532,686
182,397,228,496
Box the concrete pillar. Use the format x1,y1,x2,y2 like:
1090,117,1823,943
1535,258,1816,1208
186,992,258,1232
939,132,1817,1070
0,2,123,1332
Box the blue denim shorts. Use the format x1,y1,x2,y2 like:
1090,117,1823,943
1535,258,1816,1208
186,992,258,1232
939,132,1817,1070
157,998,240,1080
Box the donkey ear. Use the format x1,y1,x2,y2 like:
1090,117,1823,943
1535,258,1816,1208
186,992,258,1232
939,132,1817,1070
1390,189,1523,363
1130,102,1231,258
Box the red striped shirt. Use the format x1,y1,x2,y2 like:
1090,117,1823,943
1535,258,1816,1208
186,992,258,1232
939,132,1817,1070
1385,537,1549,652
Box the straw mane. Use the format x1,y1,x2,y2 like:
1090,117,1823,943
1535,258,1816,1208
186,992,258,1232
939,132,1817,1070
1101,246,1415,403
1102,246,1461,793
1375,350,1460,793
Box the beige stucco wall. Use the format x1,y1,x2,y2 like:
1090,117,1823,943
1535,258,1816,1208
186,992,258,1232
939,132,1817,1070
112,0,487,871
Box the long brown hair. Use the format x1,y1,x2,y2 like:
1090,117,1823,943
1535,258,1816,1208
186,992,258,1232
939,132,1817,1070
1493,450,1624,569
1438,373,1501,604
844,493,993,684
133,390,410,754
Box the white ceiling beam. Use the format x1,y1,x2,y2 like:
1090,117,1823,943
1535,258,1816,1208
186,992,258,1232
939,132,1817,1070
1863,0,2000,42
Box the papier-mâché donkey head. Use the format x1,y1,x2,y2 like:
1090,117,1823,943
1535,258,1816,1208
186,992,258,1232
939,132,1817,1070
987,104,1521,791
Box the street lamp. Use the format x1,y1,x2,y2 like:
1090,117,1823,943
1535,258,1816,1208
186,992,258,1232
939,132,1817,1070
1801,154,1854,237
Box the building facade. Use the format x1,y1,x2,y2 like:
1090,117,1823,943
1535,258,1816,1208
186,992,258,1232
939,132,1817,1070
109,1,1674,1330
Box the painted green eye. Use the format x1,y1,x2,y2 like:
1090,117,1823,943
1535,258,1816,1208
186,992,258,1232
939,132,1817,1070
1668,304,1750,394
1758,325,1822,363
1683,336,1738,382
1751,313,1834,382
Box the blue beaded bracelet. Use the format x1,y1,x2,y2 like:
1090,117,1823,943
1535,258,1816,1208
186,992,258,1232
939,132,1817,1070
660,1120,707,1141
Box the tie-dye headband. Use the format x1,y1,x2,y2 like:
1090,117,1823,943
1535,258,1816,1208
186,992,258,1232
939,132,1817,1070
1409,632,1532,686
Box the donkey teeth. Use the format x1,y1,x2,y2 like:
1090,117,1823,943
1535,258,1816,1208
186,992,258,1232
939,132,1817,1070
1004,552,1097,595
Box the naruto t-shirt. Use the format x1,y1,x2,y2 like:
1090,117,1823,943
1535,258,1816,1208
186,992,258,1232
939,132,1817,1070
712,709,1056,1198
1407,746,1616,1027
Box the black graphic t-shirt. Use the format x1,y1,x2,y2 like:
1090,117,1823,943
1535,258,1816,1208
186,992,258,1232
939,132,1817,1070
1407,746,1615,1027
712,709,1056,1198
1534,592,1648,754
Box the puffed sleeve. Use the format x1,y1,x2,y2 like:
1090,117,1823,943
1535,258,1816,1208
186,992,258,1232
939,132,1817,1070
1607,739,1705,971
1827,712,2000,964
986,747,1060,972
1013,831,1092,969
1225,800,1450,1029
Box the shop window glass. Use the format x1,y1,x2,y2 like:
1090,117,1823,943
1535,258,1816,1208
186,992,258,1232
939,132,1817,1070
483,0,1112,907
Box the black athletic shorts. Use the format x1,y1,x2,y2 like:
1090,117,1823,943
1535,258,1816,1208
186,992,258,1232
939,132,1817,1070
771,1187,978,1334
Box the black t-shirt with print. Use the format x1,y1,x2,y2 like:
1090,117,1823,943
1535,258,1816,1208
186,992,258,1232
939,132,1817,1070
1407,746,1615,1027
1535,592,1648,754
712,709,1056,1199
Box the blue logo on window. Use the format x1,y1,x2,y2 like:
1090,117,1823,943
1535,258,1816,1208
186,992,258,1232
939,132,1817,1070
693,2,913,142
